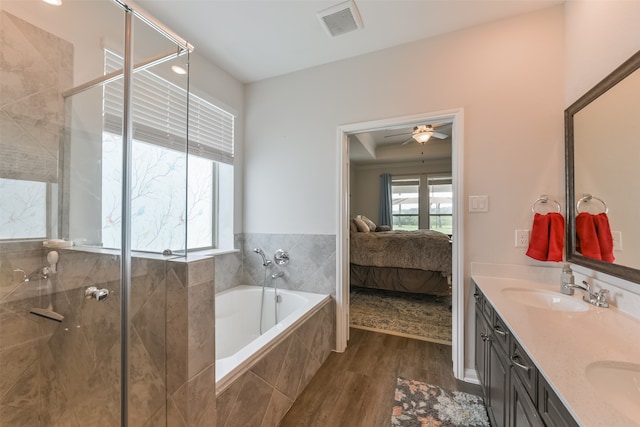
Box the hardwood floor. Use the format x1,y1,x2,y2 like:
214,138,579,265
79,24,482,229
279,328,481,427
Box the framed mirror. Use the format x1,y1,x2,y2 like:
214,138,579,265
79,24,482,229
565,49,640,284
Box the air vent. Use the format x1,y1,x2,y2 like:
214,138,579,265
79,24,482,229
317,0,363,37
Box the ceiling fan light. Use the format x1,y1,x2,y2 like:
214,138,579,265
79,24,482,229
413,131,433,144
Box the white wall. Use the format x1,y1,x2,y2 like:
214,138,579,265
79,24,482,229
245,6,566,374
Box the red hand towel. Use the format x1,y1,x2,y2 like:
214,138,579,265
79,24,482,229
547,212,565,262
594,213,615,262
576,212,601,260
526,213,550,261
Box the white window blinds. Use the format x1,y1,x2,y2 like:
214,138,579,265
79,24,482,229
103,50,234,164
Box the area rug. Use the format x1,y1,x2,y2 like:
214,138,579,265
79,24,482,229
349,287,452,345
391,378,490,427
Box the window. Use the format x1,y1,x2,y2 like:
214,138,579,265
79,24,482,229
0,178,48,239
427,176,453,235
392,177,419,230
102,51,234,252
391,174,453,234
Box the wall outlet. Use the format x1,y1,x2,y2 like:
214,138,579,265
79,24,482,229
515,229,530,248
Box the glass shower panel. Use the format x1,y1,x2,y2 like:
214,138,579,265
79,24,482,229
0,0,126,425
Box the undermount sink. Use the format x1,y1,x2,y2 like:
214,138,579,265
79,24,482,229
501,288,589,312
586,361,640,422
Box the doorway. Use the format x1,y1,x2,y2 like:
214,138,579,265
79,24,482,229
336,108,465,379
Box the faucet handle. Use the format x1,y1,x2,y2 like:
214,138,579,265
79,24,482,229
594,289,609,308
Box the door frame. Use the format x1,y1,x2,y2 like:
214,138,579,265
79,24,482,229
335,108,465,379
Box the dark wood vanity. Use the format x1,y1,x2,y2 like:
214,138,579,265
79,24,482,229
474,280,579,427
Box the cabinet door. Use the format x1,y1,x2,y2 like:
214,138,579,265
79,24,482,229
511,369,544,427
488,340,510,427
475,308,489,389
538,374,579,427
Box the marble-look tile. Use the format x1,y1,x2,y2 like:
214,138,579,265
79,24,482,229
296,346,322,398
127,328,166,427
167,261,188,290
39,339,71,426
275,334,309,400
54,250,102,292
170,380,189,424
295,300,335,364
166,268,188,395
0,304,40,349
0,402,41,426
216,372,245,427
187,282,215,378
260,388,293,427
187,258,214,287
50,406,81,427
214,251,242,293
250,333,291,387
166,397,188,427
187,363,216,427
0,335,40,399
132,279,167,378
225,372,273,427
0,357,39,408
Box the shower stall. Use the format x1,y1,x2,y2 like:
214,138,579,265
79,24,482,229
0,1,215,425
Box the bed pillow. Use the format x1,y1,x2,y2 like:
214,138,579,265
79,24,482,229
353,217,370,232
350,219,358,233
359,215,377,232
376,225,391,232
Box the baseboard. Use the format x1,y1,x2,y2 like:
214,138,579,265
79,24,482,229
463,368,480,385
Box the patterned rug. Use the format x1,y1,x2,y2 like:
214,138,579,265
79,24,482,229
391,378,490,427
349,287,452,345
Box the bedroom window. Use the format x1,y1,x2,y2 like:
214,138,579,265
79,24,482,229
427,176,453,235
391,175,452,234
391,177,419,230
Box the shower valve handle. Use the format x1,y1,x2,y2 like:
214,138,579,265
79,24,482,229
85,286,109,302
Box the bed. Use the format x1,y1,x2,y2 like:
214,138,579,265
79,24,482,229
349,228,452,296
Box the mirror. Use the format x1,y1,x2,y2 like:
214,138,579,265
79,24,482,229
565,49,640,284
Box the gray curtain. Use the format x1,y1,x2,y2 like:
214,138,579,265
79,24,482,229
379,173,392,226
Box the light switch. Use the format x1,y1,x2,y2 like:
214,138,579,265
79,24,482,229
469,195,489,212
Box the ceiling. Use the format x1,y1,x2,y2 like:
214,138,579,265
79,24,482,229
137,0,561,84
349,122,453,165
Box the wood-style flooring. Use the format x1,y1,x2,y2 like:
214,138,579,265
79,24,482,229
279,327,481,427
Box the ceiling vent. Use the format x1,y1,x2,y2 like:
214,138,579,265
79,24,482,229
317,0,363,37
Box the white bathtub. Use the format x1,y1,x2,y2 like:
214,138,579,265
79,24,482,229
215,285,330,391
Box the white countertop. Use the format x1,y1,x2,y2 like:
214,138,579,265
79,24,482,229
472,274,640,427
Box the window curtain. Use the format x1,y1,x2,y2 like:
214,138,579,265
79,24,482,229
379,173,392,226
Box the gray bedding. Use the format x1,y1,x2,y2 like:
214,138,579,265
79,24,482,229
350,229,452,279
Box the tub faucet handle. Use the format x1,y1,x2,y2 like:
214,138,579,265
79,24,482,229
274,249,289,266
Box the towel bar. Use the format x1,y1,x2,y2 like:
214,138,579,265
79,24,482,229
576,193,608,214
532,195,561,214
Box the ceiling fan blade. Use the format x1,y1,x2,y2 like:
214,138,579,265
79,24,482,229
432,132,448,139
385,132,411,138
400,137,414,145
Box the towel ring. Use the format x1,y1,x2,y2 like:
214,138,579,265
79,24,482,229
531,195,561,214
576,193,608,214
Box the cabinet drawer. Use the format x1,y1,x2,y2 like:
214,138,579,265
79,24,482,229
511,368,544,427
538,374,579,427
491,312,509,351
510,338,537,404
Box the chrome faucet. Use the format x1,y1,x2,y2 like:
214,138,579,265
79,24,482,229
253,248,272,267
569,280,610,308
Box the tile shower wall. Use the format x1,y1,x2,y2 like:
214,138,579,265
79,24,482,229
215,233,336,296
0,245,216,426
216,298,335,427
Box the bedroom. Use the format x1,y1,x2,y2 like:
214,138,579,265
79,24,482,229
347,119,454,343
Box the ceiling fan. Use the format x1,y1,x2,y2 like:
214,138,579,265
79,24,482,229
386,124,449,145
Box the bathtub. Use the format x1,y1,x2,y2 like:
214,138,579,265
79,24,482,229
215,284,330,391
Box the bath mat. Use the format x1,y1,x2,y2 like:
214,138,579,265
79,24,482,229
349,287,451,345
391,378,489,427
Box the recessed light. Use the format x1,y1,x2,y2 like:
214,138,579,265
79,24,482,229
42,0,62,6
171,65,188,75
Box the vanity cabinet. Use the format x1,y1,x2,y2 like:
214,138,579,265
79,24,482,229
473,281,579,427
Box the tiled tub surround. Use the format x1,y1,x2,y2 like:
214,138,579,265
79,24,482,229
216,295,335,427
472,272,640,426
215,233,336,296
0,243,216,426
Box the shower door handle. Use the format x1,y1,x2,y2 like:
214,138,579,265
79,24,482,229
85,286,109,302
